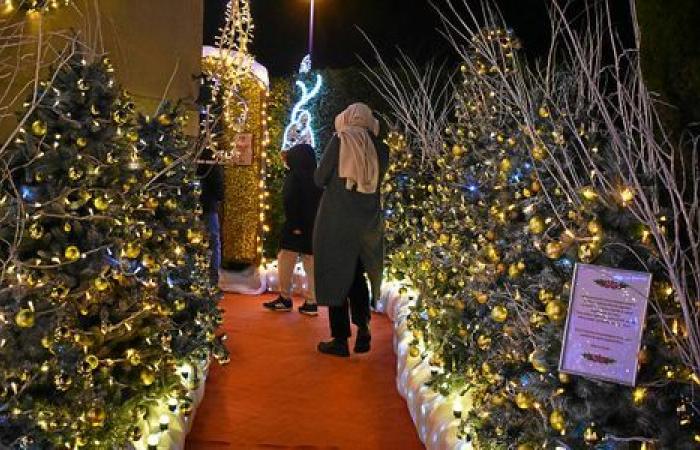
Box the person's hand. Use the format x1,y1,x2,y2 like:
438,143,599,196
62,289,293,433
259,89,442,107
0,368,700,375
292,229,302,236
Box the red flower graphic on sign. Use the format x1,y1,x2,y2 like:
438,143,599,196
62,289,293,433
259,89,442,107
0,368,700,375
582,353,616,364
594,279,629,290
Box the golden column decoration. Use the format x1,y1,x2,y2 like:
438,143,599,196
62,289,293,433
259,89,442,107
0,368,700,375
219,74,270,266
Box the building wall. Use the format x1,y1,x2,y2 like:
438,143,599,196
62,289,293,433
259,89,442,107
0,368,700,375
0,0,203,138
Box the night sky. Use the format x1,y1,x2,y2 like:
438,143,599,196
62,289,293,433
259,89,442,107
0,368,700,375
204,1,633,77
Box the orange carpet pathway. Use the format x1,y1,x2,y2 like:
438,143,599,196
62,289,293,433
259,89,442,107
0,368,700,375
186,293,424,450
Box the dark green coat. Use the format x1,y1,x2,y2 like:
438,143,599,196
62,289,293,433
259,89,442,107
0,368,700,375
313,135,389,307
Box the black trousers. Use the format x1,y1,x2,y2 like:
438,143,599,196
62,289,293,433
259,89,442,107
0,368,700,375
329,262,371,339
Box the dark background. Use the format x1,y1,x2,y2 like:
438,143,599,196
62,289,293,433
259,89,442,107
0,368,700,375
204,0,634,76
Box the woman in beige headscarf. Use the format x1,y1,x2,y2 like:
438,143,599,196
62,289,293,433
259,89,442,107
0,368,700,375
313,103,389,357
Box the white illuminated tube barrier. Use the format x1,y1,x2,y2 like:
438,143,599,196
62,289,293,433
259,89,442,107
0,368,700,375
132,358,209,450
377,282,474,450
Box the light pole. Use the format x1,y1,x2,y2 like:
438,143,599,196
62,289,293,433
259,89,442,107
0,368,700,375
308,0,315,61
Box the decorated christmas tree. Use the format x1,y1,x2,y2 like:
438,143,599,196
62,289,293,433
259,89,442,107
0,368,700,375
0,53,225,447
384,24,699,449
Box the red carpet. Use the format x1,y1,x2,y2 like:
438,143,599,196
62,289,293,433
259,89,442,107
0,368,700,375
185,294,424,450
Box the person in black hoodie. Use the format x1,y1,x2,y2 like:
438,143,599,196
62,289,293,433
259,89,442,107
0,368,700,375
263,144,322,315
197,148,225,285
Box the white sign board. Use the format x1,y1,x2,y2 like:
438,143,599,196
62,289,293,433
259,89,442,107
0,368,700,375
559,263,652,386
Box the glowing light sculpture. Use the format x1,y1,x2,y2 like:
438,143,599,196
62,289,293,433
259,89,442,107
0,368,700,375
282,55,323,151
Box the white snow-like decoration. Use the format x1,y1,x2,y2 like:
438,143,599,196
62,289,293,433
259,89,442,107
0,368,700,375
133,358,209,450
380,282,474,450
201,45,269,88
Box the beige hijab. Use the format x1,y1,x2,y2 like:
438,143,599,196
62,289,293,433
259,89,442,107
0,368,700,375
335,103,381,194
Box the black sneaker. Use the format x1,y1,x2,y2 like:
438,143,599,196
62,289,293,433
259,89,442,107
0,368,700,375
298,302,318,316
262,296,293,312
354,327,371,354
317,339,350,357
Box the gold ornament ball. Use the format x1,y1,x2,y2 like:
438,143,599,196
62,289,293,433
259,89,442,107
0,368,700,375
140,368,156,386
157,114,172,126
475,292,489,304
85,354,99,370
515,392,533,409
29,223,44,239
558,372,571,384
64,245,81,261
15,308,35,328
546,300,566,321
93,196,110,211
538,106,550,118
31,120,48,137
545,241,563,259
409,346,420,358
491,305,508,323
528,350,548,373
86,406,106,428
528,216,545,234
127,130,140,142
174,298,186,312
477,334,492,350
124,242,141,259
549,409,566,431
452,144,465,157
531,145,547,161
531,180,541,193
93,277,109,292
76,137,88,148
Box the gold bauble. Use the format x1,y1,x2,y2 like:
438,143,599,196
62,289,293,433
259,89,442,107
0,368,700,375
187,229,203,244
64,245,81,261
157,114,172,126
546,300,566,321
125,349,141,366
174,298,186,312
140,368,156,386
531,145,547,161
409,346,420,358
531,180,541,192
545,241,563,259
538,106,550,118
558,372,571,384
538,289,554,303
528,350,548,373
124,243,141,259
29,223,44,239
431,220,442,232
515,392,533,409
499,158,512,172
126,130,139,143
164,198,177,210
31,120,48,137
93,277,109,292
549,409,566,431
142,254,155,268
85,354,99,370
145,197,159,209
93,196,109,211
477,334,492,350
15,308,35,328
76,137,88,148
452,144,465,157
587,219,602,235
491,305,508,323
475,292,489,304
528,216,545,234
86,406,106,427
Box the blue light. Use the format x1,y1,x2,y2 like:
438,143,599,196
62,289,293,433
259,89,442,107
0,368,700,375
282,69,323,151
20,185,38,202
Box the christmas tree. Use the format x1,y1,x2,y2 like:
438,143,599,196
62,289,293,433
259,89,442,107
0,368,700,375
384,26,699,449
0,53,225,448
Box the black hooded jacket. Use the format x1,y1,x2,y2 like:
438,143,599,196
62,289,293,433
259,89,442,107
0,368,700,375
280,144,322,255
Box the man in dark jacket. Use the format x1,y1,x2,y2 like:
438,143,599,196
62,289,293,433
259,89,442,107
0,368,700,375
198,148,224,285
